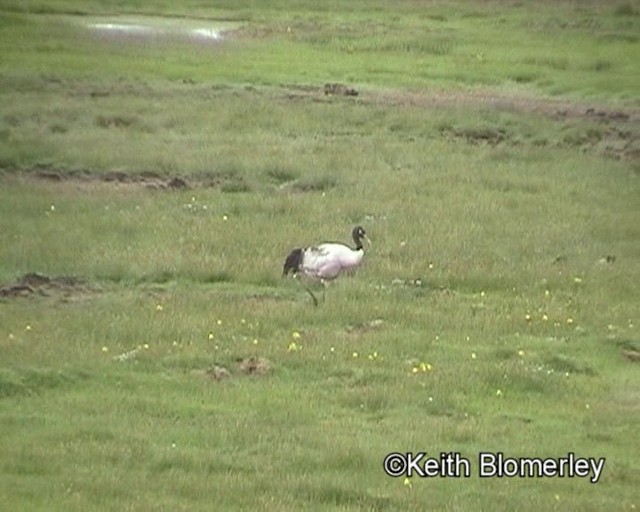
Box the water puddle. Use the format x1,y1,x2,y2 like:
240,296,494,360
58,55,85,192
85,15,240,43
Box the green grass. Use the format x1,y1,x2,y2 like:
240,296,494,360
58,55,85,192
1,0,639,510
0,0,639,98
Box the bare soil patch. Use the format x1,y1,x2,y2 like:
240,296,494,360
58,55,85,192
0,273,91,299
8,167,249,191
323,82,359,97
237,356,272,376
196,357,273,383
622,347,640,362
346,318,385,335
618,341,640,363
205,365,233,382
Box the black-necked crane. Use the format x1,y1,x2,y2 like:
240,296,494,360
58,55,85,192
282,226,370,306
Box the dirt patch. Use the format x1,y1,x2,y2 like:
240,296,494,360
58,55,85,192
618,341,640,363
198,357,273,383
323,82,359,97
102,171,191,190
205,365,233,381
0,273,90,299
346,318,385,335
290,175,338,193
443,126,508,146
237,356,272,376
8,167,251,191
621,348,640,362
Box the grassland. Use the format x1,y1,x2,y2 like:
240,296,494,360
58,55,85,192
0,0,639,510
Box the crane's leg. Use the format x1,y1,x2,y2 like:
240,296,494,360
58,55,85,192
303,285,319,306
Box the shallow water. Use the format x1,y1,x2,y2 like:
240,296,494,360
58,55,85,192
85,15,238,42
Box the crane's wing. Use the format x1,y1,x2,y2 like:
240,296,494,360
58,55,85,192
301,245,331,271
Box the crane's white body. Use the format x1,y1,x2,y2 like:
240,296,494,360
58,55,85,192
300,243,364,281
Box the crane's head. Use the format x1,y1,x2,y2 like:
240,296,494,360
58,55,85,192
352,225,370,249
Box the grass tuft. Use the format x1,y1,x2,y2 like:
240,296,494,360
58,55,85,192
0,367,91,398
202,271,233,284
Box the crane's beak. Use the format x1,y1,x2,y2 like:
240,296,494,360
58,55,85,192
364,234,372,246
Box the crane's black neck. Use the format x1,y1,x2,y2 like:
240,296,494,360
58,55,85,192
352,233,364,251
351,226,366,251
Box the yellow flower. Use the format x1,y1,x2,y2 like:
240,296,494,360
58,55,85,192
496,389,503,396
518,350,525,357
471,352,477,360
102,346,109,353
403,477,412,488
411,362,432,373
352,351,358,358
208,332,214,340
217,319,223,326
292,331,301,339
288,342,299,352
156,304,163,311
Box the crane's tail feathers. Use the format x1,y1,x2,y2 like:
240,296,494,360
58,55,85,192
283,248,303,277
